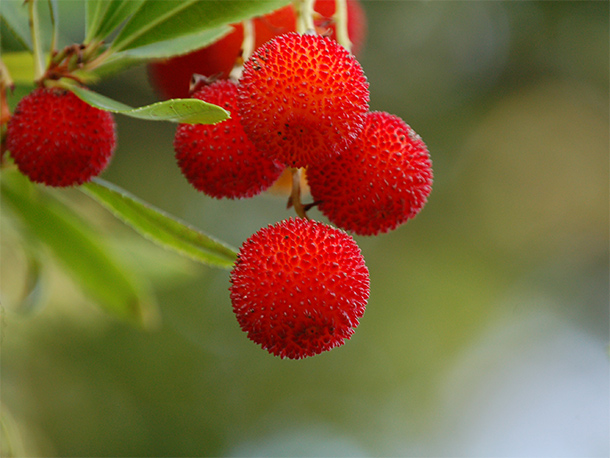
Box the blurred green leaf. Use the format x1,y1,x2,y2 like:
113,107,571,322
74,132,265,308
110,0,291,53
2,52,35,84
118,26,230,60
90,26,230,78
68,85,229,124
0,0,32,51
85,0,145,43
81,179,238,270
1,170,153,325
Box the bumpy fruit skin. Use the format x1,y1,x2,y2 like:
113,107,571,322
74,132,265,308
174,80,284,199
237,33,369,168
230,218,370,359
307,111,433,236
147,1,367,100
6,87,116,187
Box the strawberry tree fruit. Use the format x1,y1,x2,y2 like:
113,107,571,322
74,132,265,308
230,218,370,359
174,80,284,199
6,87,116,187
307,111,433,235
147,1,367,100
237,32,369,168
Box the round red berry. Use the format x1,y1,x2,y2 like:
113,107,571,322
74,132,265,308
237,32,369,168
230,218,370,359
307,111,433,235
6,87,116,187
174,80,284,199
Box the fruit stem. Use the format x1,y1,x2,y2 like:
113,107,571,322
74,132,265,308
295,0,316,34
289,167,309,219
334,0,352,52
28,0,45,83
230,19,254,81
47,0,59,56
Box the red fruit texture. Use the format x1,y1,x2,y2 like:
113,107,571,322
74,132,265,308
147,1,366,100
307,111,433,236
237,32,369,168
230,218,370,359
6,87,116,187
174,80,284,199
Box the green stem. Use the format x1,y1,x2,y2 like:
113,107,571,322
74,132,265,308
47,0,58,55
296,0,316,34
289,168,308,219
28,0,45,82
334,0,352,52
230,19,254,80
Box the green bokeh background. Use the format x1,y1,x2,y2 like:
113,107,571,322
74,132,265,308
1,1,608,456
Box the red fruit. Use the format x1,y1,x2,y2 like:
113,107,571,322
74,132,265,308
147,7,296,100
174,80,284,199
237,32,369,168
147,2,367,100
6,87,116,187
307,111,433,236
230,218,370,359
148,29,243,100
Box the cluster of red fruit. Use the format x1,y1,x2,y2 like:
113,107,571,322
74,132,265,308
5,2,433,360
166,4,433,359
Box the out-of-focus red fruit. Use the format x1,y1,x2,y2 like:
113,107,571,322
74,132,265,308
147,6,295,100
148,1,366,100
313,0,367,56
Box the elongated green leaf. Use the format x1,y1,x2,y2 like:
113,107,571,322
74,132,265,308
1,170,153,325
89,25,230,78
119,26,230,60
85,0,109,41
68,85,229,124
86,0,146,43
0,0,32,51
81,179,238,269
111,0,291,52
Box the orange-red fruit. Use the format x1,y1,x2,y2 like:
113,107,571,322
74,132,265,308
147,1,367,100
307,111,433,236
147,6,295,100
230,218,370,359
237,32,369,168
174,80,284,199
6,87,116,187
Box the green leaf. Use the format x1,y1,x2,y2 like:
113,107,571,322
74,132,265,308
85,0,109,41
111,0,291,53
0,0,32,51
85,0,146,43
2,51,35,84
90,26,230,78
1,170,154,325
118,26,230,60
81,179,238,270
68,85,229,124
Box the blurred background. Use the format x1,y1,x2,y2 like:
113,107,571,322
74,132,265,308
1,1,608,456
